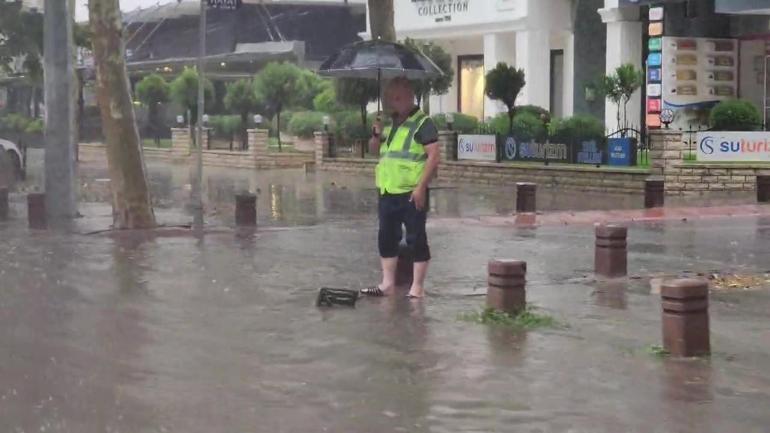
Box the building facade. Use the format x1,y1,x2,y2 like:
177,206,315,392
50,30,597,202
368,0,576,120
601,0,770,130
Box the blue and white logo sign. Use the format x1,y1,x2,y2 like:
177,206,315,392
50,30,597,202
697,132,770,162
504,136,517,160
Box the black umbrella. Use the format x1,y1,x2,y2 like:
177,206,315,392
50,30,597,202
318,40,444,112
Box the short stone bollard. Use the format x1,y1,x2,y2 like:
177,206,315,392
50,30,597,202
661,279,710,357
595,225,627,278
27,193,46,229
645,178,665,208
516,183,536,213
487,259,527,314
235,193,257,227
0,187,8,221
757,176,770,203
395,241,414,287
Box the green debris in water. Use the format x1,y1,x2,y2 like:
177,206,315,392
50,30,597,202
459,307,560,330
645,344,670,358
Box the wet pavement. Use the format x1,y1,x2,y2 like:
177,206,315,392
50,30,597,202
1,158,770,432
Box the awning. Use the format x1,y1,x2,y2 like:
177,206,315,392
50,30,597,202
126,41,306,76
715,0,770,15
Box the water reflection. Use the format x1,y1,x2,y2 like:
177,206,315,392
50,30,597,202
593,280,628,310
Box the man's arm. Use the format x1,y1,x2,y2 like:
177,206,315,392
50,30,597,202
417,142,440,191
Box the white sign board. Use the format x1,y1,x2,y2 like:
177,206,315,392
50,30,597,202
697,131,770,162
393,0,524,34
458,134,497,161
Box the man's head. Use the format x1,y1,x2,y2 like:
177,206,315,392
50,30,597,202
384,77,416,118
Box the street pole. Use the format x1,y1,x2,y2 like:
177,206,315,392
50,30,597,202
43,0,77,220
194,0,207,228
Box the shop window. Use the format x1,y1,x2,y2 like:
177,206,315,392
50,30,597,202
458,55,485,121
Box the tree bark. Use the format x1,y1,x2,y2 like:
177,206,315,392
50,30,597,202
90,0,155,229
368,0,396,42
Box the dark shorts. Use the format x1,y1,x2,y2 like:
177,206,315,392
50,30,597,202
378,192,431,262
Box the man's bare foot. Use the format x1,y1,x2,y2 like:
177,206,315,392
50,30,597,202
406,287,425,298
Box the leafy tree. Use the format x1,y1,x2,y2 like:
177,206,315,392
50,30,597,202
335,78,379,128
403,38,453,108
485,62,526,135
293,69,329,110
599,63,644,131
313,85,345,113
253,62,302,150
170,67,214,123
135,73,170,145
224,79,258,149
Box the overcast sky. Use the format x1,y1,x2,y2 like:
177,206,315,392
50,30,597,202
74,0,178,21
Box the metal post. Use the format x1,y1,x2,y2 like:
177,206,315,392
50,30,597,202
193,0,207,228
43,0,77,220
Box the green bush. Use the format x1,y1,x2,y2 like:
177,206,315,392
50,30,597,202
24,118,44,134
288,111,325,138
335,111,371,143
549,115,605,144
277,110,295,132
710,99,762,131
432,112,479,134
0,113,32,132
209,115,242,137
515,105,551,125
490,112,547,142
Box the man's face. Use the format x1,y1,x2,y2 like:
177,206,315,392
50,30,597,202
385,83,414,117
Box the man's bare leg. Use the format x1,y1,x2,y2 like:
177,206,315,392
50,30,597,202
408,261,429,298
379,257,398,294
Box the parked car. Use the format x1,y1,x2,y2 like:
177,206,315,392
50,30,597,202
0,138,23,181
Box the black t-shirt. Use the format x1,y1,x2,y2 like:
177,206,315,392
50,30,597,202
389,108,439,146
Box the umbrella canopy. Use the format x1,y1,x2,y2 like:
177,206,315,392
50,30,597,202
318,40,444,80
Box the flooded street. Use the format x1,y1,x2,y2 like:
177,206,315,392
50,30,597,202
1,159,769,432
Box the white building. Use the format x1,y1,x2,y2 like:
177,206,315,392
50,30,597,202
366,0,578,121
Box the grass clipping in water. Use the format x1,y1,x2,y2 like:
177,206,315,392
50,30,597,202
459,307,559,330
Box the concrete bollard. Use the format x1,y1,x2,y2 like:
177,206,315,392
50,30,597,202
757,176,770,203
487,259,527,314
661,279,710,357
235,193,257,227
27,193,46,229
0,187,8,221
595,225,627,278
645,179,665,208
395,241,414,287
516,183,536,213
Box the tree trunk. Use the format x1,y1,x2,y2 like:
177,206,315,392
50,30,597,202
241,111,248,151
368,0,396,42
90,0,155,229
276,109,282,151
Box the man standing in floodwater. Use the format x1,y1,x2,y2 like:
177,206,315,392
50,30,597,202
361,77,441,299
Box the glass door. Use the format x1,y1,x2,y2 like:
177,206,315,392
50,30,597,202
458,55,485,121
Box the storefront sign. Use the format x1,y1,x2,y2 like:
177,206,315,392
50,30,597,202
697,131,770,162
457,134,497,161
577,140,603,164
207,0,241,10
501,137,568,162
394,0,522,31
608,138,636,166
414,0,469,17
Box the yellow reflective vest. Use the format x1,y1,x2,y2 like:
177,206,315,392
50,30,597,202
375,110,430,194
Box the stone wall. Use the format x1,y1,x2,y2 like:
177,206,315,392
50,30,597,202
315,131,651,193
649,130,770,195
80,129,312,170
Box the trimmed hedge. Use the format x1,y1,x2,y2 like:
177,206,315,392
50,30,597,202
710,99,762,131
288,111,326,138
431,112,479,134
548,115,605,144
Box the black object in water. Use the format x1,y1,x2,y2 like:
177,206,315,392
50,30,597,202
317,288,359,307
